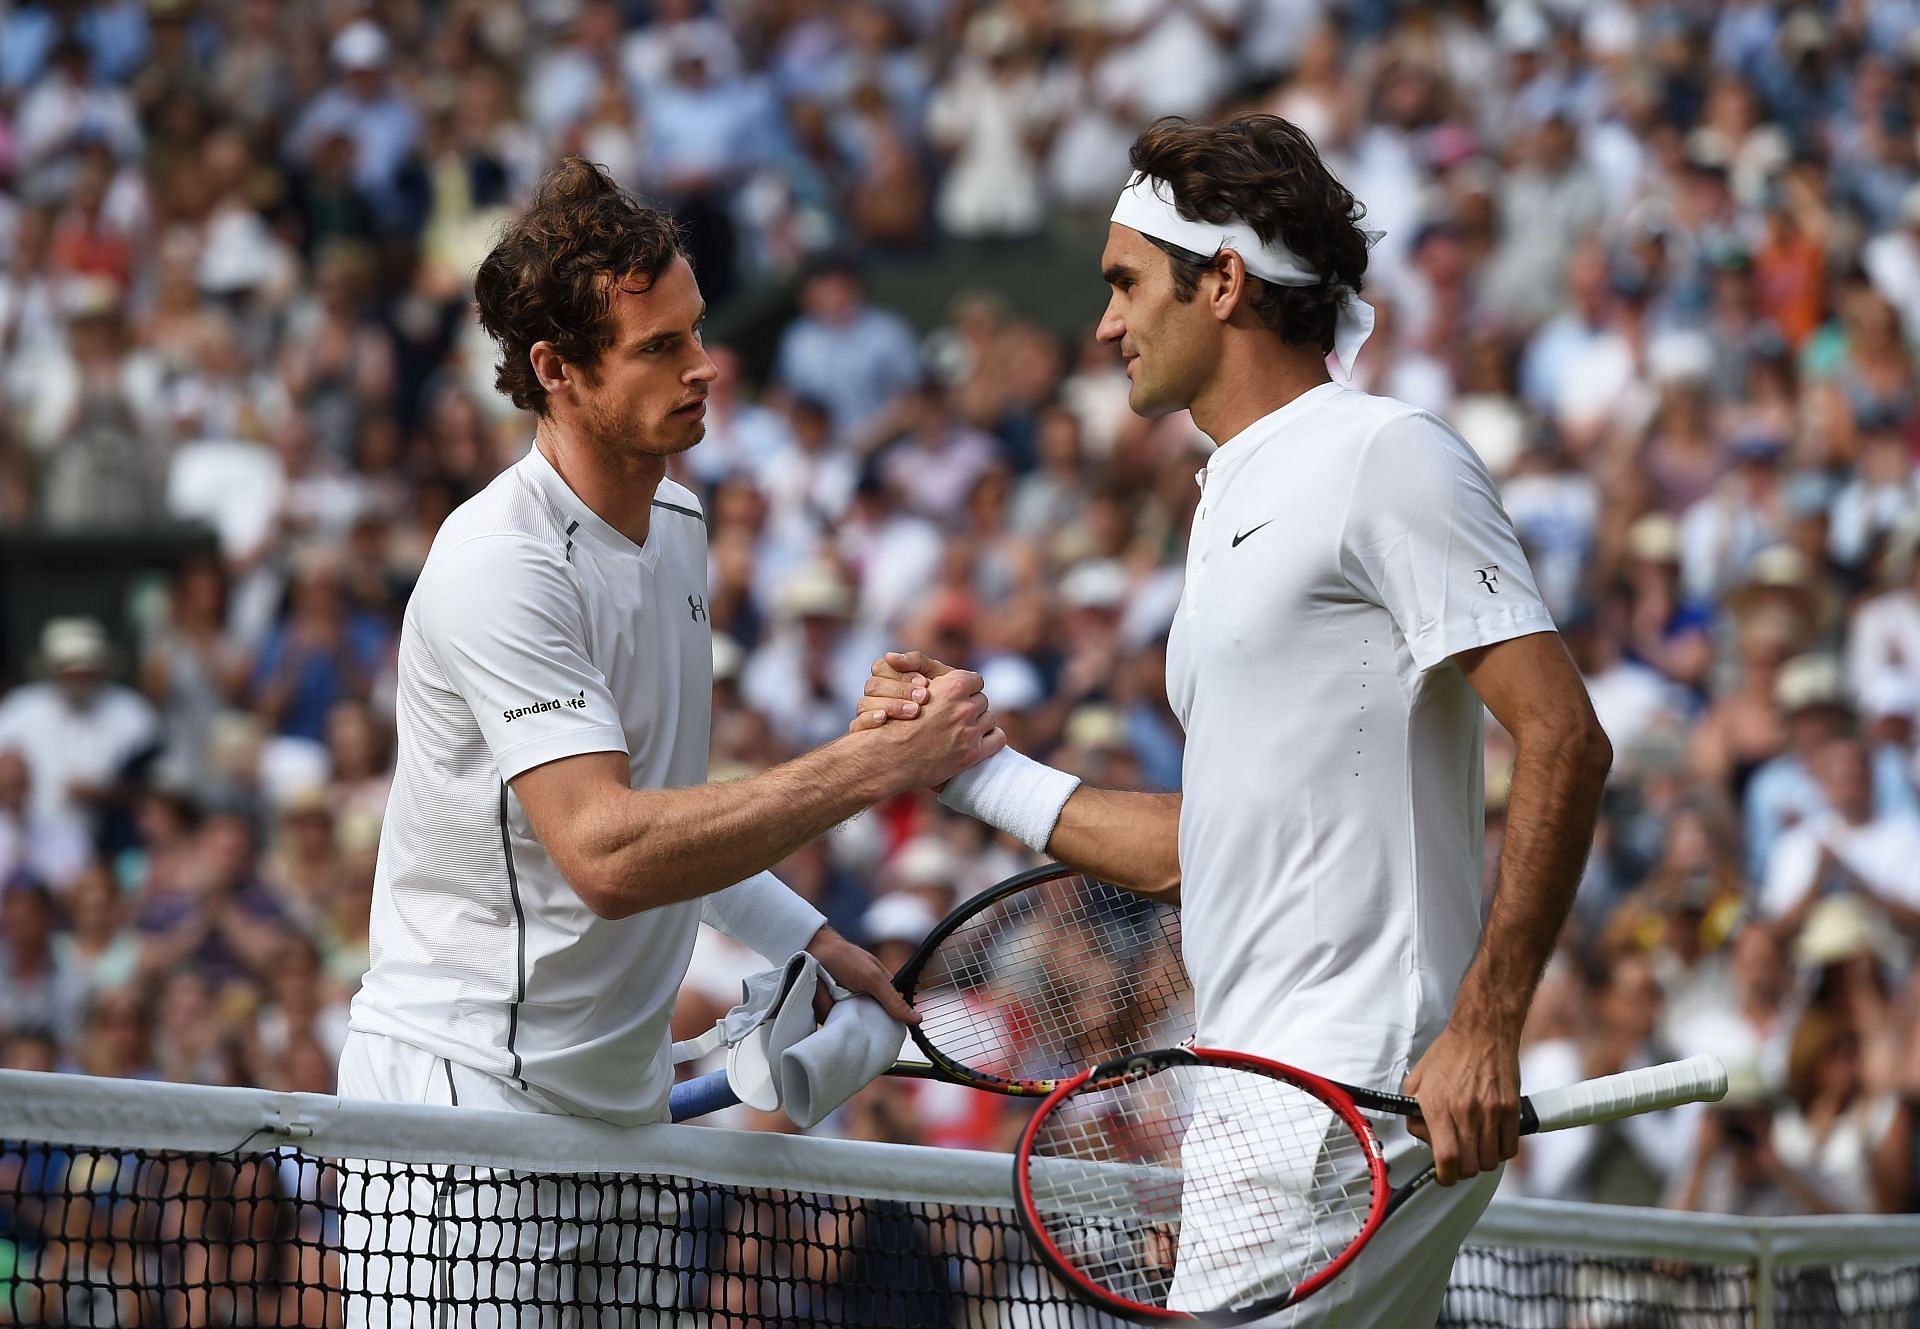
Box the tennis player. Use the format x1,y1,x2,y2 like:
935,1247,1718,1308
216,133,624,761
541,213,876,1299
335,159,1001,1326
862,116,1612,1326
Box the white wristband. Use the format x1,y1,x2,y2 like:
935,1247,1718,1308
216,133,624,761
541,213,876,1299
937,746,1081,853
700,870,828,964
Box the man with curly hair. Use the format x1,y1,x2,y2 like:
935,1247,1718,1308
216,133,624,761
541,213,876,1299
337,159,1001,1325
866,117,1613,1325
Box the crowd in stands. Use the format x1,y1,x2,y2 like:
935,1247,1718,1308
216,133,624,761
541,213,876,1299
3,0,1920,1223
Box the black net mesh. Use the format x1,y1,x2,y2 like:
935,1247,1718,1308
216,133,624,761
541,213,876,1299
8,1135,1920,1328
1441,1246,1754,1328
1771,1262,1920,1327
0,1139,1129,1327
1442,1245,1920,1329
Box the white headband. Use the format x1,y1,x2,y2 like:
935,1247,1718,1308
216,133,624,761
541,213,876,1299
1110,173,1379,379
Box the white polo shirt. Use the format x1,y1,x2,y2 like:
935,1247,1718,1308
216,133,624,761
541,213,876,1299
1170,382,1554,1090
349,444,823,1125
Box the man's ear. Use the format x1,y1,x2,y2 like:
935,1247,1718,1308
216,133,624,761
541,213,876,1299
530,341,571,401
1208,250,1250,323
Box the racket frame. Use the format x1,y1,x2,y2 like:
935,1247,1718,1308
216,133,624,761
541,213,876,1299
892,861,1181,1097
1014,1045,1726,1324
1013,1046,1392,1323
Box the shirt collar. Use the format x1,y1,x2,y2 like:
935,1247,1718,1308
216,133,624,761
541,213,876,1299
520,441,656,563
1196,381,1348,489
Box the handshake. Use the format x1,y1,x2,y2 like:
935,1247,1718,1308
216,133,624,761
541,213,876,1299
844,649,1007,800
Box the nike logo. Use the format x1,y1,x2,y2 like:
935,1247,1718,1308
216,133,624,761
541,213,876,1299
1231,521,1273,548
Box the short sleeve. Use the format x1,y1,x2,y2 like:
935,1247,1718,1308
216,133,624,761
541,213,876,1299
414,535,628,783
1339,411,1556,671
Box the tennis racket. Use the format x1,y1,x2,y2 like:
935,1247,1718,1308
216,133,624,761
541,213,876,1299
670,862,1189,1120
1014,1046,1727,1323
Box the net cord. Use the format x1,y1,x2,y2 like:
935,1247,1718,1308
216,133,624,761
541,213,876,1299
6,1069,1920,1272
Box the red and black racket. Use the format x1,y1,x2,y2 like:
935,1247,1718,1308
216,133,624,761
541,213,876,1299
671,863,1188,1119
1013,1046,1727,1323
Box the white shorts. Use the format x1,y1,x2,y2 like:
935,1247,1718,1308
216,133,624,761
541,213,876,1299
1169,1113,1499,1329
335,1031,678,1329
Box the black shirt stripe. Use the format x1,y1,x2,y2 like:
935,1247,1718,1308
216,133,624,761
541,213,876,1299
497,782,529,1089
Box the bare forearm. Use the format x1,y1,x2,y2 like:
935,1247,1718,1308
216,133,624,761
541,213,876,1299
558,738,890,918
1046,786,1182,901
1453,728,1609,1039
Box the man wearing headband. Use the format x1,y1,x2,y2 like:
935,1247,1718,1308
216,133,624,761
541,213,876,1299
863,116,1611,1326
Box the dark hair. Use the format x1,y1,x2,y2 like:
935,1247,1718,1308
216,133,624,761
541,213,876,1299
473,159,686,416
1127,116,1370,355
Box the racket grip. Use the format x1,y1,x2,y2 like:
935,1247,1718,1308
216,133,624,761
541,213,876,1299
1522,1054,1727,1134
670,1069,742,1122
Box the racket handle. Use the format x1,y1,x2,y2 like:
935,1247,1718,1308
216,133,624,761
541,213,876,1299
1521,1053,1727,1134
670,1070,742,1122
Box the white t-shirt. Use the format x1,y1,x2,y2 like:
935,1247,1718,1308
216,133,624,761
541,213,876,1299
349,445,823,1125
1169,383,1555,1090
0,681,158,843
1759,811,1920,920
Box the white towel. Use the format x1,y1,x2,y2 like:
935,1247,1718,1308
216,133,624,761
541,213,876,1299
777,991,906,1128
677,952,905,1126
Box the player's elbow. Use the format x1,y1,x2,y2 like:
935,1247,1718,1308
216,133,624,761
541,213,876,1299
1577,717,1613,785
563,859,632,919
565,846,686,919
1515,700,1612,785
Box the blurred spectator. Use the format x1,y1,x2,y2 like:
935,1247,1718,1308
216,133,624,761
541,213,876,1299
925,13,1050,240
135,810,289,995
0,876,86,1045
51,862,140,1004
878,379,1000,525
0,619,158,853
1771,1005,1912,1212
1486,114,1608,326
1864,184,1920,343
1665,921,1794,1090
0,749,90,890
285,21,420,229
141,554,250,792
1745,656,1919,877
741,563,881,753
1672,1069,1835,1216
1760,737,1920,947
13,40,141,197
1515,954,1685,1203
248,547,390,744
772,256,920,435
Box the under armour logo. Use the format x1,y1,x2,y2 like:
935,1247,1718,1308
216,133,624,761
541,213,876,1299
1475,565,1501,594
688,594,708,622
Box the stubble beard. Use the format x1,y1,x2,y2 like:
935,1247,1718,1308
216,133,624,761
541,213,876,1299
577,393,703,462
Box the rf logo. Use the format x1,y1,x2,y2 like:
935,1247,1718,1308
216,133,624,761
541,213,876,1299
1475,565,1500,594
688,594,708,622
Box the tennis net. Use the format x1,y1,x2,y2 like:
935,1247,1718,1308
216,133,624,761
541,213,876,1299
3,1069,1918,1327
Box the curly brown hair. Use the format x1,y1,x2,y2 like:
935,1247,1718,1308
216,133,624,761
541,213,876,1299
1126,116,1370,355
473,159,685,416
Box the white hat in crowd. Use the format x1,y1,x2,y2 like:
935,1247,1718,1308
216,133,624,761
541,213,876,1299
863,893,939,948
1060,559,1128,612
779,564,854,621
40,618,111,676
888,835,959,891
332,20,391,71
